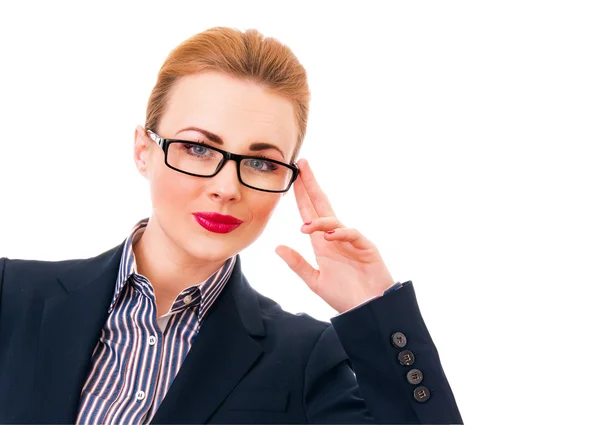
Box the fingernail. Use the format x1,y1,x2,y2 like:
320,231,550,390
304,221,312,226
326,230,335,234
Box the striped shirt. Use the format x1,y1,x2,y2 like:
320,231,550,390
75,217,236,425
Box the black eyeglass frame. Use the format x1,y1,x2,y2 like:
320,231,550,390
146,129,299,193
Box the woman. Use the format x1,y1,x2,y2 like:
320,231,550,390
0,27,462,424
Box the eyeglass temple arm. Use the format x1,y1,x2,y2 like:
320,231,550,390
146,129,164,148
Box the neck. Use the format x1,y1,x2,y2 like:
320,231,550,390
132,216,226,312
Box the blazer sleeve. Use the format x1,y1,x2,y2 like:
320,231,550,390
0,258,5,315
303,281,463,424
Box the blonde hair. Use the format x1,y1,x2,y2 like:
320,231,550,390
145,27,310,162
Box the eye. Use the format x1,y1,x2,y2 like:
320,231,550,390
244,156,279,173
182,143,213,158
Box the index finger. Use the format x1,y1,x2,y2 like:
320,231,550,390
296,159,336,217
293,174,318,223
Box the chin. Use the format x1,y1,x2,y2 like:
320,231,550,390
182,237,242,263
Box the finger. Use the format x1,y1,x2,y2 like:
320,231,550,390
293,173,319,223
322,227,375,250
301,216,344,234
297,159,336,217
275,245,319,289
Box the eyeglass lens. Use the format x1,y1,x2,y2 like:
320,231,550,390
167,142,294,191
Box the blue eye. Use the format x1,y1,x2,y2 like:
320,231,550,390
244,157,279,173
183,143,212,158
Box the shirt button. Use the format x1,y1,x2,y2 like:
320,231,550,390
148,335,157,346
183,295,193,304
135,390,145,401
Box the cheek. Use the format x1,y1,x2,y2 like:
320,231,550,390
149,167,197,212
247,194,281,228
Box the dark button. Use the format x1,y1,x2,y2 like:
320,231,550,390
407,368,423,385
391,332,407,348
413,386,431,402
397,350,415,366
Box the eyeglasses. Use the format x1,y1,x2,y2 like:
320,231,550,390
146,129,299,193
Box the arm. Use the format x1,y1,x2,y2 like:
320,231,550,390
304,324,411,424
332,281,462,424
304,282,463,424
0,257,5,315
275,160,461,423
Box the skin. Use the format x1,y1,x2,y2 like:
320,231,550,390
133,71,395,317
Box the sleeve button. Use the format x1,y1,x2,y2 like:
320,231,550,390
406,368,423,385
413,385,431,402
397,350,415,366
391,332,407,348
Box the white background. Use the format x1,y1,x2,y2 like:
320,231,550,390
0,1,599,423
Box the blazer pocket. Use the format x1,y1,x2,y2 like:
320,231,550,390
224,389,289,412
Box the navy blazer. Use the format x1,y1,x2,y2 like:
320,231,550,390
0,241,463,424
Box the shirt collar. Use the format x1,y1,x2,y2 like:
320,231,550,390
108,217,236,314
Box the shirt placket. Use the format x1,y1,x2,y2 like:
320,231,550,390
117,278,164,424
142,287,202,422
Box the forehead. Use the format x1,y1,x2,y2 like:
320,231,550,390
160,72,297,160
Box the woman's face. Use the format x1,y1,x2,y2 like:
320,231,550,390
134,71,298,264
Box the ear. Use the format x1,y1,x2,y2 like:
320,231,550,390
133,125,151,178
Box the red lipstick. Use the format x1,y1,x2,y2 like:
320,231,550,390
192,212,243,234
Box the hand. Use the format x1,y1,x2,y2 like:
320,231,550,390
275,159,395,314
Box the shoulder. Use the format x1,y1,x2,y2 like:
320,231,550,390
250,288,351,375
249,287,342,355
256,288,330,331
0,241,124,297
1,255,82,274
1,254,83,277
0,255,88,299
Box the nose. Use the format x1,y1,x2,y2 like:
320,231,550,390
207,159,242,202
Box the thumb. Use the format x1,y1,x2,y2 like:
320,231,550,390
275,245,318,288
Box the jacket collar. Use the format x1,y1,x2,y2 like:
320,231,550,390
32,240,265,423
54,239,265,337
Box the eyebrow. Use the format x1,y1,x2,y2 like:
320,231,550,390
176,126,286,160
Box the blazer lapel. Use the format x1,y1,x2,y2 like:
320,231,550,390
151,256,266,424
32,241,126,424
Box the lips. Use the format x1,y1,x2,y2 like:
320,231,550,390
192,212,243,234
193,212,243,224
